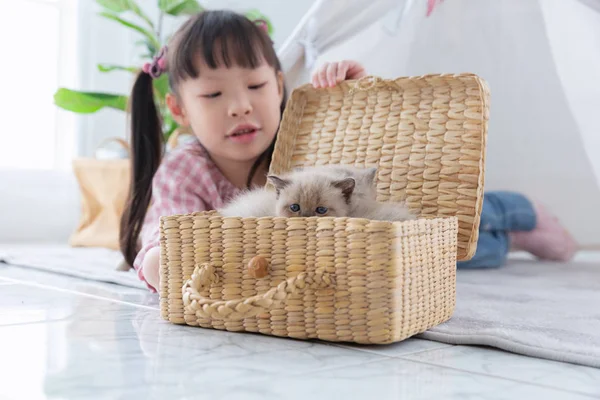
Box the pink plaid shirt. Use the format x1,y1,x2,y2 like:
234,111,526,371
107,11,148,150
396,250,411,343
134,139,240,291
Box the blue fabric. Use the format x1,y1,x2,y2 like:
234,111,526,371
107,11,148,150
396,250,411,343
458,191,537,269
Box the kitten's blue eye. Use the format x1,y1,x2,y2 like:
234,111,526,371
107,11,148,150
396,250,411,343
315,206,328,215
290,204,300,212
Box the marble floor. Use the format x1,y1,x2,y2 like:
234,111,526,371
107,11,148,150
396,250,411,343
1,264,599,400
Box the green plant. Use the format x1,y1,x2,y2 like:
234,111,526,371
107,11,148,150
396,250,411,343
54,0,273,140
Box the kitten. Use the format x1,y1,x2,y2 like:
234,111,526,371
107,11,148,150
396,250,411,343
297,165,378,204
218,167,356,218
268,170,355,217
218,165,416,222
296,165,415,221
217,188,277,218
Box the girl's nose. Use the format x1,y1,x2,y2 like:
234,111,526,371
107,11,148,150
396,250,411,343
229,100,252,117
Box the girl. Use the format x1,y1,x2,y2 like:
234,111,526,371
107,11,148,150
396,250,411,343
119,10,366,291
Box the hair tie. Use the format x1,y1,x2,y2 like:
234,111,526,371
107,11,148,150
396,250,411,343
143,46,168,79
253,19,273,44
253,19,269,34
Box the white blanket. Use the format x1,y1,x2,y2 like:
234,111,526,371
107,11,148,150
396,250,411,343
0,245,145,289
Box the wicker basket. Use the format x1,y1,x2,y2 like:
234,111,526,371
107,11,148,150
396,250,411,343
160,73,489,344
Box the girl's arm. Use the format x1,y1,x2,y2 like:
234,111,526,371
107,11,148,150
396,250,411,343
134,148,210,292
312,60,367,88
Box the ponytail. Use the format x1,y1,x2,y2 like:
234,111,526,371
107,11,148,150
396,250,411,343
120,72,163,267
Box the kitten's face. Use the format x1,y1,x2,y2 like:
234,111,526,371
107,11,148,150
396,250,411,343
267,175,355,218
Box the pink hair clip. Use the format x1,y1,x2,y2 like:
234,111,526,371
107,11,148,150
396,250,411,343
253,19,269,34
142,46,168,79
253,19,273,43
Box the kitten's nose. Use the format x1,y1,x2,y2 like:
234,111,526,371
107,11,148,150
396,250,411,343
301,211,313,218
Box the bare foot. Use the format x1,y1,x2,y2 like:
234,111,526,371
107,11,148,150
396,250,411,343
142,247,161,290
510,202,577,262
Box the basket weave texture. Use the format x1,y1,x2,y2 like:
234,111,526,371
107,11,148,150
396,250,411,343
160,73,489,344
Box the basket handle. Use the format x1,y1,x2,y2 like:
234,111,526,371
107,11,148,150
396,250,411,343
182,263,334,321
349,75,400,94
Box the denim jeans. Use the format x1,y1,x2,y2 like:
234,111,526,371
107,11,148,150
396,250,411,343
457,191,537,269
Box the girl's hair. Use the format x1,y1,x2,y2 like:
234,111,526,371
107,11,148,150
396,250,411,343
120,10,287,267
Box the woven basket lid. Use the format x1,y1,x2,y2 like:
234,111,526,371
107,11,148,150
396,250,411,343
269,73,489,261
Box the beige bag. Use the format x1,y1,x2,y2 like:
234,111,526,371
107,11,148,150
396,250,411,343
69,138,130,250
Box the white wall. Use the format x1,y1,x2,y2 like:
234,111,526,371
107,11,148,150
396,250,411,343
0,170,80,243
74,1,138,159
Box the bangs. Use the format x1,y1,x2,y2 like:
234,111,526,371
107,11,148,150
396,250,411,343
168,11,279,85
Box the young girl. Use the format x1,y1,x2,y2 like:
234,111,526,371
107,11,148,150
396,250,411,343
119,10,366,291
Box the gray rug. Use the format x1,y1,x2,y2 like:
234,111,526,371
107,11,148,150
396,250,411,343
1,245,598,367
420,257,600,368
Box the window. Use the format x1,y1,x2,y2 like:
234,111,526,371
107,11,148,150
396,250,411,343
0,0,78,170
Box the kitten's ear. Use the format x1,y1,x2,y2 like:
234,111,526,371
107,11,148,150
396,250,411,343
267,175,290,195
333,178,356,203
364,167,378,184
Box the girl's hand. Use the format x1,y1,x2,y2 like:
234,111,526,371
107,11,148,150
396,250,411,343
312,60,367,88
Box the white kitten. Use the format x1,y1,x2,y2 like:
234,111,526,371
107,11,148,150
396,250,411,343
268,170,356,218
218,188,276,218
217,165,416,222
299,165,416,221
218,166,355,218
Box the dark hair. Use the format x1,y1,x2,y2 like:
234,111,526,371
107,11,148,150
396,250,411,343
120,10,287,267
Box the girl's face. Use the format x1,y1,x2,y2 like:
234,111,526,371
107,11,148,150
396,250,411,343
167,58,284,165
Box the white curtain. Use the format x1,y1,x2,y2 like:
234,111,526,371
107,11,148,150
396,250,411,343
278,0,600,247
277,0,398,91
540,0,600,197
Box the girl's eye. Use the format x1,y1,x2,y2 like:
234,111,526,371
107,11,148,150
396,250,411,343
248,82,267,90
289,204,300,212
315,206,328,215
201,92,221,99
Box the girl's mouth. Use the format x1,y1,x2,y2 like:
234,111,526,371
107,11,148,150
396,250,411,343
229,128,257,137
227,127,259,143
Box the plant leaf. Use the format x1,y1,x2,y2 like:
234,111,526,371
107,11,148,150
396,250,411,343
99,12,161,53
54,88,128,113
95,0,155,29
153,74,170,100
245,9,274,36
96,0,137,13
133,39,157,59
98,64,138,73
158,0,203,16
